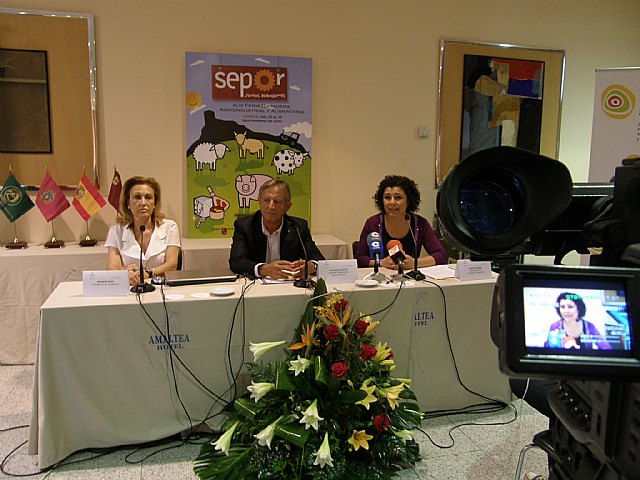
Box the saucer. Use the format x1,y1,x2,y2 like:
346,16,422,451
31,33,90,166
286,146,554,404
355,279,379,288
164,294,184,300
211,287,234,297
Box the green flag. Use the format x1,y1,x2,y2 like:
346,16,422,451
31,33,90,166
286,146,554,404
0,172,35,222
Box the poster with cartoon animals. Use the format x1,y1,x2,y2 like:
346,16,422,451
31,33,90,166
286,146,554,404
185,52,312,238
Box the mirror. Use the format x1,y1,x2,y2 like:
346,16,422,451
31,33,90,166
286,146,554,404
0,8,97,188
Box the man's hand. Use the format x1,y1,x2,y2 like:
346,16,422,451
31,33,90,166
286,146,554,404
259,260,299,280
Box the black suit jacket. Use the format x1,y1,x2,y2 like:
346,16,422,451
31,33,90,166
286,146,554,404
229,212,325,277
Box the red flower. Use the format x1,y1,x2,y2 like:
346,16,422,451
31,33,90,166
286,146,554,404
360,344,376,361
372,413,390,432
354,319,368,336
334,298,349,312
324,324,339,341
330,361,347,379
387,350,394,359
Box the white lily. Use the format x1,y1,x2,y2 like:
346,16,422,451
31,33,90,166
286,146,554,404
249,341,286,361
212,420,239,456
313,431,334,468
254,415,283,449
247,381,275,402
289,355,311,376
393,429,413,443
299,399,323,431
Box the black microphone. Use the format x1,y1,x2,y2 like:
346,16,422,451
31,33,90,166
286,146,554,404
291,223,315,289
131,225,155,293
404,213,425,281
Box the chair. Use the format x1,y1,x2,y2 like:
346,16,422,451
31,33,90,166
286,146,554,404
177,248,183,271
352,241,358,259
514,430,561,480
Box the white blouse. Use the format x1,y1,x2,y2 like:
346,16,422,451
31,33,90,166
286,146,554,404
105,219,181,270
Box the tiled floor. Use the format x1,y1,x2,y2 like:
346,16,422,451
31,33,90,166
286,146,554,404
0,365,548,479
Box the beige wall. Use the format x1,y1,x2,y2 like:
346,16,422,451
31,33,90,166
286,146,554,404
1,0,639,248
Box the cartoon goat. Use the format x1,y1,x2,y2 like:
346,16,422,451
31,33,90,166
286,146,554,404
234,131,267,160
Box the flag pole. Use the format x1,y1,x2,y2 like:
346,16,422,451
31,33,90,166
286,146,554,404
80,220,97,247
44,219,64,248
5,221,27,250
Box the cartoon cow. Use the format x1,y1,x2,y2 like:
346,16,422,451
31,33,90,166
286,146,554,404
193,142,230,171
234,131,267,160
235,174,272,208
272,149,308,176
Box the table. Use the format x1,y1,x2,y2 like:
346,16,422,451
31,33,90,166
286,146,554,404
180,234,350,270
28,270,510,469
0,234,348,364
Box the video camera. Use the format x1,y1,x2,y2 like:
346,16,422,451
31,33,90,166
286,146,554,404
436,146,640,480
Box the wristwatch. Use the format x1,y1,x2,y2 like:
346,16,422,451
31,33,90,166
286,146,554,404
145,267,154,279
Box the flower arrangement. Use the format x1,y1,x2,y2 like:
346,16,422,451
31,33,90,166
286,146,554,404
194,279,422,479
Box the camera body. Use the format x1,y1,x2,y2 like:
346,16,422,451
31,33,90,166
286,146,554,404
437,146,640,479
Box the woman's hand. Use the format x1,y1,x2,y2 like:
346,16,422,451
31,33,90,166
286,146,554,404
125,264,139,286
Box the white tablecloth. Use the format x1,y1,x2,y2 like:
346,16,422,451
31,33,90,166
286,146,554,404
28,269,510,469
0,234,349,364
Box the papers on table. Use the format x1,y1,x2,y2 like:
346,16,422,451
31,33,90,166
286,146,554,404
419,264,456,280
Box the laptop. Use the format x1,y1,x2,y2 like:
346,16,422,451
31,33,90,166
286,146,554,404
164,268,238,287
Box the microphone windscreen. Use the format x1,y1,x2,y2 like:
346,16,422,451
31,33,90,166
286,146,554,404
404,213,411,221
386,239,402,253
140,225,145,233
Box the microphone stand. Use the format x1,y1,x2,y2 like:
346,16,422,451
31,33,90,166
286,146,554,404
404,214,426,281
292,225,315,289
131,225,155,294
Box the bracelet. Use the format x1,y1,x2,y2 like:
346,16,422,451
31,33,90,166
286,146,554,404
145,267,154,278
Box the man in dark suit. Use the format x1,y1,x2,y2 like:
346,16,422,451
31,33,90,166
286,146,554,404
229,179,324,279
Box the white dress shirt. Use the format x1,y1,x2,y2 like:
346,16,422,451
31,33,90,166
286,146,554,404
105,219,181,270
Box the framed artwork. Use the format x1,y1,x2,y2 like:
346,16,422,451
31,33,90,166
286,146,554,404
435,40,565,186
0,8,97,189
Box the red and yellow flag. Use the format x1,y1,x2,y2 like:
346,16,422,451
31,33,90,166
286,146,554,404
72,173,106,221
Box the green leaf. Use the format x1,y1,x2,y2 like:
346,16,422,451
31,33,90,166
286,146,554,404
338,389,367,404
275,361,296,391
273,423,310,448
234,398,258,421
399,388,417,401
313,355,327,385
389,402,422,430
194,443,255,479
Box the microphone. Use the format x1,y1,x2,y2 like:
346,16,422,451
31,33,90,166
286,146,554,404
404,213,425,281
131,225,155,293
386,239,406,275
291,223,315,289
366,232,382,273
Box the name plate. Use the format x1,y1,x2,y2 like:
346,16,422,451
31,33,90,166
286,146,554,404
317,259,358,284
454,259,493,281
83,270,130,296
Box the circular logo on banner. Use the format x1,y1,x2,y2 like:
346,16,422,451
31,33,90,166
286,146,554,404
0,186,22,206
601,84,635,119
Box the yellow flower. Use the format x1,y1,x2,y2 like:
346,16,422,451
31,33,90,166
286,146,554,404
355,383,377,410
393,429,413,444
377,383,405,409
212,420,239,456
348,429,374,451
249,341,286,361
361,315,379,334
373,342,392,362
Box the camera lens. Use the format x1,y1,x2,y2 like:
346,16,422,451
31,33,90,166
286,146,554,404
459,175,524,235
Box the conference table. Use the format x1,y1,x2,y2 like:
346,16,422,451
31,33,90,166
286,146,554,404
0,234,349,365
28,269,510,469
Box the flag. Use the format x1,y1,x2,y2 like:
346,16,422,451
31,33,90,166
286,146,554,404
36,171,70,222
72,173,106,221
0,172,35,222
108,169,122,211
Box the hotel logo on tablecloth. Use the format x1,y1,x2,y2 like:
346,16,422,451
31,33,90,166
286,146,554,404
212,65,288,100
148,333,191,350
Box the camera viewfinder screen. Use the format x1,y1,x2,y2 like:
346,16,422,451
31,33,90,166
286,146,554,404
522,278,633,358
